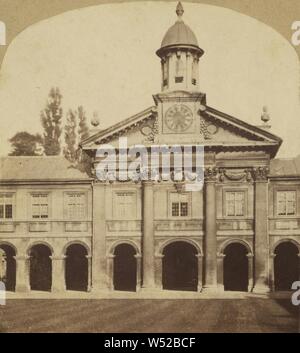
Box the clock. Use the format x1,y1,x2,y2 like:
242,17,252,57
165,104,193,133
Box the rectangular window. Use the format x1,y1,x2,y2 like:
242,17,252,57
277,191,296,216
225,191,245,217
66,193,86,219
31,194,49,219
115,192,136,219
170,193,189,217
0,194,13,219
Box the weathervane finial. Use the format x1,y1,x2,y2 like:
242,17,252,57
176,2,184,19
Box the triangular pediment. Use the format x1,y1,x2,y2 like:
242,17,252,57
80,106,158,149
80,104,282,157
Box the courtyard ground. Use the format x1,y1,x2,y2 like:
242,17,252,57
0,297,298,333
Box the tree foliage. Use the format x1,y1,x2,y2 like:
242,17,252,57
40,87,63,155
9,132,43,156
63,109,77,163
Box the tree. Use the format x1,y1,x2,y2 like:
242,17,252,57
76,106,92,175
78,106,89,141
63,109,77,164
63,105,92,175
9,132,43,156
40,87,63,155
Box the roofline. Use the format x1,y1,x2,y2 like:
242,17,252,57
156,44,204,58
80,106,157,147
268,175,300,180
206,106,283,145
0,179,93,185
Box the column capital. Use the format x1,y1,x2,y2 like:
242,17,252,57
217,254,226,259
252,166,269,182
134,254,142,259
14,255,30,261
50,255,66,261
195,253,203,258
246,253,254,258
142,180,154,187
204,166,217,182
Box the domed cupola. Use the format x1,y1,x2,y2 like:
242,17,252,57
156,2,204,92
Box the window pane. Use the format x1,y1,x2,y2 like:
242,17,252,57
287,191,295,201
287,201,296,215
66,193,86,219
277,201,286,215
180,202,188,216
235,192,244,216
115,192,135,219
0,205,3,218
277,191,296,215
5,204,12,219
172,202,179,216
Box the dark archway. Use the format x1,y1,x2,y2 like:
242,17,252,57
113,244,137,292
0,244,16,291
65,244,88,291
274,242,299,291
224,243,249,291
29,244,52,291
162,241,198,291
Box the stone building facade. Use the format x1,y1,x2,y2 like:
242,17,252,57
0,3,299,294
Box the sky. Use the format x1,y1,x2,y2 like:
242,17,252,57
0,1,299,158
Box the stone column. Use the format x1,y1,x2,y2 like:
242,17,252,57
14,255,30,292
155,254,164,289
135,254,142,291
196,254,203,292
186,52,192,89
247,253,254,292
50,256,66,292
203,167,218,291
106,255,115,290
217,254,225,290
142,181,155,289
86,255,92,292
92,183,107,291
253,167,270,293
269,254,276,292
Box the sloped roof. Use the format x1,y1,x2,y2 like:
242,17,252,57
81,101,282,158
0,156,90,181
80,106,157,148
270,155,300,176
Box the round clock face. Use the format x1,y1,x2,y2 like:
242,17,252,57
165,104,193,132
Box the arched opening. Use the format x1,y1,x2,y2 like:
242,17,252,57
162,241,198,291
0,244,16,291
223,243,249,291
65,244,88,291
29,244,52,291
113,244,137,292
274,242,299,291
